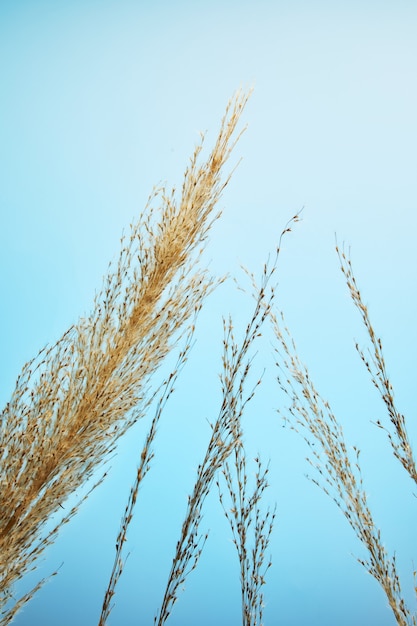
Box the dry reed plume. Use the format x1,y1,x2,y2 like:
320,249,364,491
271,297,416,625
0,90,250,624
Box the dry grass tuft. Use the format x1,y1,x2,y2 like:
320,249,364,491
0,89,250,623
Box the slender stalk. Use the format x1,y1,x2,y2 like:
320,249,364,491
154,244,276,626
98,323,196,626
218,443,275,626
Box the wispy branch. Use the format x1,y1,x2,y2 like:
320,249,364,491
337,244,417,485
218,443,275,626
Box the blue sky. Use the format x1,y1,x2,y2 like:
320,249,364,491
1,1,417,625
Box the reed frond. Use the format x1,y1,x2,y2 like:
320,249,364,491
0,89,251,621
337,244,417,485
272,310,416,626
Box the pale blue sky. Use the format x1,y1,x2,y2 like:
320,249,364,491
1,2,416,625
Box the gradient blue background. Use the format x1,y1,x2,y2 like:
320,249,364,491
1,1,417,624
